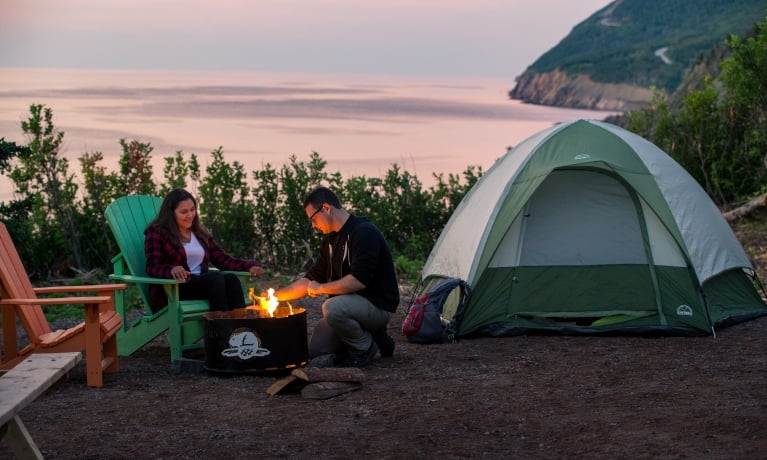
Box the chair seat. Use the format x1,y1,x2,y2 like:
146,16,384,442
37,311,122,348
39,328,80,347
181,300,211,316
100,311,124,336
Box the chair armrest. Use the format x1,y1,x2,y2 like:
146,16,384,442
109,274,181,285
0,296,112,306
222,271,251,277
111,252,125,265
110,273,251,283
33,284,127,295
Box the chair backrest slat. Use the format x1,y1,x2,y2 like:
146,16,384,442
0,222,52,339
105,195,163,305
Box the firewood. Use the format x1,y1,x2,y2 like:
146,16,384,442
266,375,305,396
301,381,362,400
291,367,366,383
723,192,767,222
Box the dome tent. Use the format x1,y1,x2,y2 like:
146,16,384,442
418,119,767,337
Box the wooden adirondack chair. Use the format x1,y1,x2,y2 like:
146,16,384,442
104,195,251,364
0,222,126,387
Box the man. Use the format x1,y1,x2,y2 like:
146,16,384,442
271,186,400,367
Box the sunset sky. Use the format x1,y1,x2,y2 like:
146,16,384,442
0,0,618,200
1,0,612,78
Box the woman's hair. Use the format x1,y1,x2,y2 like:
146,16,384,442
147,188,211,245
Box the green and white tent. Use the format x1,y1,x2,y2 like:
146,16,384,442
419,119,767,337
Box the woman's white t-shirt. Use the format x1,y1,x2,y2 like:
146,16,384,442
184,233,205,275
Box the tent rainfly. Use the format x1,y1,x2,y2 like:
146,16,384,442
418,119,767,337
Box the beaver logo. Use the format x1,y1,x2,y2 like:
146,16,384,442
221,327,271,360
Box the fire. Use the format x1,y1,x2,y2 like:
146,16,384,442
248,287,280,317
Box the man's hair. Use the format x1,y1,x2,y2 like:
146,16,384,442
304,186,341,209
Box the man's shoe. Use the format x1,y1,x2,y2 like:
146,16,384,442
306,353,336,368
371,328,395,358
341,341,378,368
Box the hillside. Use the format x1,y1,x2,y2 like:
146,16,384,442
509,0,767,110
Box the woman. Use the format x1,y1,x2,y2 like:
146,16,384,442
144,188,263,313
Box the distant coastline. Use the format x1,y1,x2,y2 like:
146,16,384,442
0,68,617,200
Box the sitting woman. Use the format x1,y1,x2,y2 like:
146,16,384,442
144,188,263,313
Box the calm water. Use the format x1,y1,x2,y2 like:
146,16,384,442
0,68,615,199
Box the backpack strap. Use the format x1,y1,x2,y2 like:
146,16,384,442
445,280,471,342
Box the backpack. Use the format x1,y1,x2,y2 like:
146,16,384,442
402,278,471,344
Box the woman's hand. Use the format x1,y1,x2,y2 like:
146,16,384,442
249,265,264,277
171,266,190,281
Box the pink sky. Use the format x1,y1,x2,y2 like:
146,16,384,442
1,0,613,77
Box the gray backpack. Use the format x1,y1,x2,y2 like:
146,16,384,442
402,278,471,344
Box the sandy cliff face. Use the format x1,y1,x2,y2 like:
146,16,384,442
509,70,653,112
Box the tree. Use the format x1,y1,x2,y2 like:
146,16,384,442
78,151,123,268
720,18,767,129
0,137,30,174
0,137,33,220
251,162,281,267
160,150,201,196
272,153,335,269
9,104,83,275
118,139,156,195
198,147,256,258
625,14,767,209
0,138,35,267
720,16,767,197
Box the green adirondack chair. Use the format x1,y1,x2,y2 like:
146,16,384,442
104,195,251,363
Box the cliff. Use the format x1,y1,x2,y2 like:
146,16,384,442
509,0,766,111
510,70,652,111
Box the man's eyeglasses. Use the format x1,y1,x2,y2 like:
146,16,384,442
308,206,323,222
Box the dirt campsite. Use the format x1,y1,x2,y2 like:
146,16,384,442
2,219,767,459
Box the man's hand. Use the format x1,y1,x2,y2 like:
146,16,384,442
268,277,311,302
307,280,323,297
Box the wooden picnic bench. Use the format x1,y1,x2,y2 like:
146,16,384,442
0,352,82,459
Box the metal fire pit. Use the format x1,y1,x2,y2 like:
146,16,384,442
203,305,308,375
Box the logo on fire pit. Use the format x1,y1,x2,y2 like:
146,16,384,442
221,327,271,360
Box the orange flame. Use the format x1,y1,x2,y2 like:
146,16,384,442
262,288,279,316
248,287,279,317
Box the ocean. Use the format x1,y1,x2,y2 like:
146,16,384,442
0,68,616,199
